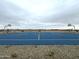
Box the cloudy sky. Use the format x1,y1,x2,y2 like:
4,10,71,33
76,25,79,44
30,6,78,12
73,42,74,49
0,0,79,29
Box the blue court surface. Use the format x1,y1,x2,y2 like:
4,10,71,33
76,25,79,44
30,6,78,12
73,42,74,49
0,32,79,45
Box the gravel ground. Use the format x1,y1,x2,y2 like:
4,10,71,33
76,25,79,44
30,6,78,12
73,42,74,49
0,45,79,59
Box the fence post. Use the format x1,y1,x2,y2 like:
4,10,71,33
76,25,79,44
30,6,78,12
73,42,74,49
38,30,41,40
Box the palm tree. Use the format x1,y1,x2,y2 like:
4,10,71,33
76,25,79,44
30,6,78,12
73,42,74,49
7,24,11,27
4,24,12,33
67,24,75,30
4,24,11,30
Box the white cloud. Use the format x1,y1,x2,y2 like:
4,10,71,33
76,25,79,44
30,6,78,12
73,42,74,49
0,0,79,29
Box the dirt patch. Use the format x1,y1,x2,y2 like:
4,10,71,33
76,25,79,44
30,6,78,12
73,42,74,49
0,45,78,59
